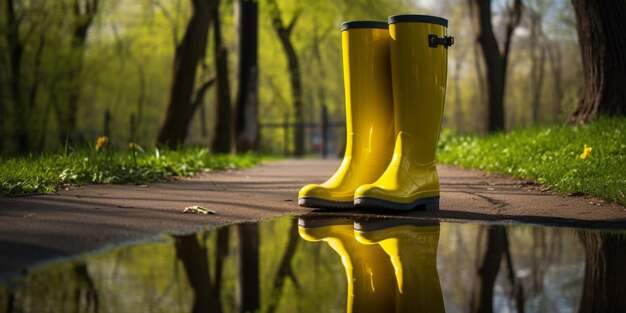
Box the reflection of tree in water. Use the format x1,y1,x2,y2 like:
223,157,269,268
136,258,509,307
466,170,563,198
174,233,220,313
471,225,524,313
266,219,300,313
1,262,98,312
172,227,231,313
577,232,626,313
236,223,260,313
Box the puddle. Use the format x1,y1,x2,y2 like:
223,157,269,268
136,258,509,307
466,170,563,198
1,216,624,313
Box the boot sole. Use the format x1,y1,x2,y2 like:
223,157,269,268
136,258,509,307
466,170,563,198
353,196,439,211
298,197,354,210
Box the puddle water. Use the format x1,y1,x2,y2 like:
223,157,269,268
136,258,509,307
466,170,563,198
1,216,624,313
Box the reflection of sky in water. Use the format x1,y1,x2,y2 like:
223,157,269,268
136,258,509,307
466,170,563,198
0,217,613,313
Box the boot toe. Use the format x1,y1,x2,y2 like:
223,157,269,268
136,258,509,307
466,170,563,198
354,184,389,199
298,184,354,208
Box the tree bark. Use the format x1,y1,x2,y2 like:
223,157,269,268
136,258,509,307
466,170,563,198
157,0,215,149
234,0,259,152
468,0,522,132
577,232,626,313
568,0,626,124
211,0,234,154
268,0,304,156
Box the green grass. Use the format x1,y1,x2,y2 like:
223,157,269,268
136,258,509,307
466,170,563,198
0,147,260,197
438,116,626,206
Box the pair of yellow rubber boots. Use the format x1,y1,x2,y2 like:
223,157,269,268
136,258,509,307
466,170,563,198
298,217,444,313
298,15,453,210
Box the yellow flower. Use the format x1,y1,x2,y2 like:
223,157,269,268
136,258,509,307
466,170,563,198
579,144,592,159
95,136,108,152
128,142,135,149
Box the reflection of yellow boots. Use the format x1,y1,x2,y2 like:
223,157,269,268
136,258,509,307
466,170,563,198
355,220,445,313
354,15,453,211
299,21,395,209
298,217,396,313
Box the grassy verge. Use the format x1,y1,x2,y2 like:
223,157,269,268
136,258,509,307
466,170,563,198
438,117,626,206
0,147,260,197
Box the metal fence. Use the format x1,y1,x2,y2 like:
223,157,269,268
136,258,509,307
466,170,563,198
259,105,345,157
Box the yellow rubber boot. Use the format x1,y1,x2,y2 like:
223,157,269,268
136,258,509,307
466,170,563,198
354,15,453,211
299,21,395,209
354,221,444,313
298,217,396,313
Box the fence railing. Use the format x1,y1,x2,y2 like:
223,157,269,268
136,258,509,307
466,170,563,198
259,105,345,157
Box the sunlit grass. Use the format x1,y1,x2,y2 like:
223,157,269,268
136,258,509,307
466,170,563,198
0,146,260,197
438,116,626,206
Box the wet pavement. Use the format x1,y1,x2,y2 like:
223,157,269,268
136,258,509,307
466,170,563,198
1,159,625,285
1,215,624,313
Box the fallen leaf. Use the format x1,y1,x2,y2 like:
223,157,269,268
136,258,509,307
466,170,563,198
183,206,215,215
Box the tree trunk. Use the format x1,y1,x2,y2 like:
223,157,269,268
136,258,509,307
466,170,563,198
234,0,259,152
546,40,563,123
213,227,230,312
529,9,546,126
468,0,522,132
157,0,215,149
577,232,626,313
470,226,506,313
72,263,99,312
266,219,300,313
212,0,234,154
6,0,28,153
568,0,626,124
268,0,304,156
236,223,260,313
55,0,98,145
174,234,220,313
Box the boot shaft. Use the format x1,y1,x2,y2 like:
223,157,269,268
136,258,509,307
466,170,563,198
389,15,451,164
341,22,395,164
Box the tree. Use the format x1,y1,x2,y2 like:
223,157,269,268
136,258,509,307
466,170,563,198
471,226,524,313
174,234,221,313
55,0,99,145
577,232,626,313
568,0,626,124
157,0,216,149
234,0,259,152
267,0,304,156
236,223,260,313
5,0,28,152
527,3,547,125
468,0,522,132
211,0,234,154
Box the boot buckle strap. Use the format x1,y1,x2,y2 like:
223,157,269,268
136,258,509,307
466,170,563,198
428,34,454,48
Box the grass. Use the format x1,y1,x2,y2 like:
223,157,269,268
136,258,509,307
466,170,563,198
437,116,626,206
0,146,260,197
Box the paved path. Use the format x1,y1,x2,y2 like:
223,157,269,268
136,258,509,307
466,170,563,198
1,159,625,280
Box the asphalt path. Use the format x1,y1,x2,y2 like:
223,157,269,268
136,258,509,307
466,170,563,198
1,159,625,280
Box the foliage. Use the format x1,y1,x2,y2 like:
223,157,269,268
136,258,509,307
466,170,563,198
0,147,259,197
438,116,626,205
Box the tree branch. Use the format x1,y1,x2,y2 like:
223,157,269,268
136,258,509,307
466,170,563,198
501,0,522,64
286,9,302,33
190,74,216,113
